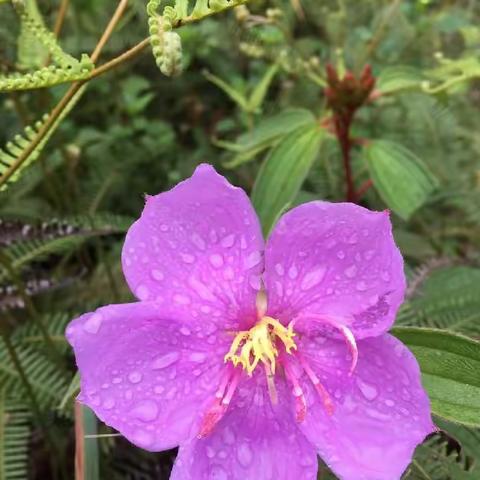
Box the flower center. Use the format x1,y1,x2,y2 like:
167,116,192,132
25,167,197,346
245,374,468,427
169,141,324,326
224,316,297,376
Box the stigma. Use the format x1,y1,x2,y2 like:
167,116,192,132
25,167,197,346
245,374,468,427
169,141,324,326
224,316,297,376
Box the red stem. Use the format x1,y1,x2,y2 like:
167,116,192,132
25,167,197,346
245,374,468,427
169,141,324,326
355,179,373,200
334,112,355,202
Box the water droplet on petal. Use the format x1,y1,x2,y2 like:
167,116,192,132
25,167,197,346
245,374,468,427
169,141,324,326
356,281,367,291
180,326,191,336
131,400,159,421
173,293,191,305
381,271,391,282
160,224,169,232
152,352,179,369
237,442,253,467
275,264,284,276
206,446,216,458
210,466,228,480
385,399,395,407
356,377,378,400
344,265,357,279
240,236,247,249
220,234,235,248
223,266,234,280
83,313,103,334
102,397,115,409
180,253,196,264
132,429,154,448
151,269,164,281
337,250,345,260
301,265,327,291
136,284,150,300
288,265,298,279
189,352,206,362
209,253,224,268
191,233,206,250
244,251,262,269
128,371,143,384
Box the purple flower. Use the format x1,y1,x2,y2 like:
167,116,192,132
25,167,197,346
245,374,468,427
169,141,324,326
66,164,434,480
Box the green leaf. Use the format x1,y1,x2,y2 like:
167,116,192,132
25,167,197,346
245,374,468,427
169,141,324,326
252,124,324,236
247,64,279,113
391,327,480,427
377,66,424,95
223,108,316,168
364,140,438,220
203,70,248,110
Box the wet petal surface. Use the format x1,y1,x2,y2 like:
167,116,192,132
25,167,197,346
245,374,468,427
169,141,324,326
297,333,434,480
265,201,405,338
170,372,318,480
66,302,229,451
122,164,264,329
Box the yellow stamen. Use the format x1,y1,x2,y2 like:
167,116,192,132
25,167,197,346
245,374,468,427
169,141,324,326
224,316,297,376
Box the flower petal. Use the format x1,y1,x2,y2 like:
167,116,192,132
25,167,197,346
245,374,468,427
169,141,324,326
264,201,405,338
297,333,434,480
66,302,230,451
122,164,264,329
170,373,318,480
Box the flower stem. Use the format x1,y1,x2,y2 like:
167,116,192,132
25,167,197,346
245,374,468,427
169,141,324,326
333,111,356,202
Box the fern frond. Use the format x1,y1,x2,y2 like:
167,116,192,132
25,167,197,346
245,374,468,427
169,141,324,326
0,55,93,92
0,86,84,191
0,392,31,480
0,341,69,412
13,0,78,67
0,212,131,282
146,0,248,77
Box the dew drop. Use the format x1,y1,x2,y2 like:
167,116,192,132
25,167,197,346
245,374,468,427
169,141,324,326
209,253,224,268
356,281,367,291
301,265,327,291
128,371,143,384
288,265,298,279
180,253,196,264
136,284,150,300
191,233,206,250
173,293,191,305
344,265,358,279
180,326,191,336
381,271,391,282
347,233,358,244
337,250,345,260
210,466,228,480
83,313,103,334
223,266,234,280
356,378,378,400
385,399,395,407
209,230,218,243
160,224,169,232
240,236,247,250
131,400,159,422
102,397,115,409
189,352,206,362
275,263,285,276
237,442,253,467
244,251,262,269
206,446,216,459
220,234,235,248
152,352,179,369
151,269,164,281
132,429,154,448
364,250,374,260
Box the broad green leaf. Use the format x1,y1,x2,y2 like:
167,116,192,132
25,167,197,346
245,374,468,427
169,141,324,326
391,327,480,427
247,64,279,113
223,108,316,168
203,70,248,110
364,140,438,220
377,66,423,95
252,124,324,236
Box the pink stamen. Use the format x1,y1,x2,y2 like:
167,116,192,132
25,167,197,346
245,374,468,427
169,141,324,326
284,362,307,423
296,313,358,375
297,354,334,415
198,367,242,438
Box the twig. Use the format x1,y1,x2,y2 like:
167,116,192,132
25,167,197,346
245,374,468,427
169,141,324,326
53,0,70,37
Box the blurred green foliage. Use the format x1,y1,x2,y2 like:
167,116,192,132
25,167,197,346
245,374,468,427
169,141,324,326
1,0,480,478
